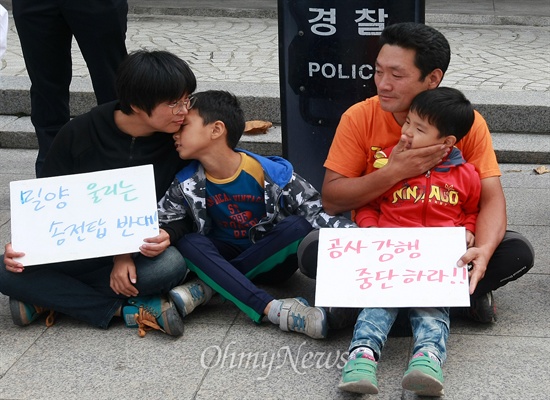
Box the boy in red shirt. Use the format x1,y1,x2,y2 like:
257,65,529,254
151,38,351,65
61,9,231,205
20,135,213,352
339,87,480,396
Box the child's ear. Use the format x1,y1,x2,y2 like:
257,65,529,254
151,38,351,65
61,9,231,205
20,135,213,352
444,135,457,147
210,121,226,139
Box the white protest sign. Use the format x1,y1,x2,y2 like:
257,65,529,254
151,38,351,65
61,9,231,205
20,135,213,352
315,227,470,308
10,165,159,266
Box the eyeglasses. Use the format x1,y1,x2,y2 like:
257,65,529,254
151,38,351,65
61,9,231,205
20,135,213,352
167,96,196,115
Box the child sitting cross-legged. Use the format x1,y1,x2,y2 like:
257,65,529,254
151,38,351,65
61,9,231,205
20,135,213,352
157,90,355,339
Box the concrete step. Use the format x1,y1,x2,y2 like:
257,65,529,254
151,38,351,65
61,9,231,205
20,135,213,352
0,79,548,131
1,78,548,163
1,116,549,165
237,129,550,165
0,78,282,124
123,1,550,27
491,132,550,165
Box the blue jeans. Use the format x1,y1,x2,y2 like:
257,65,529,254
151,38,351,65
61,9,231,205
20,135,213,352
0,247,187,328
349,307,450,364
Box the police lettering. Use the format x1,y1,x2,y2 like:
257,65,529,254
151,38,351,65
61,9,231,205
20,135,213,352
309,62,373,80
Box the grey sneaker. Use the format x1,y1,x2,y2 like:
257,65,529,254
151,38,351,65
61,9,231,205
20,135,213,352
279,297,328,339
169,278,214,318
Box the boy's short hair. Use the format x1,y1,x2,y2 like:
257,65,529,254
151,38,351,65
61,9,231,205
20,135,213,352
410,87,475,143
191,90,245,149
379,22,451,80
116,50,196,116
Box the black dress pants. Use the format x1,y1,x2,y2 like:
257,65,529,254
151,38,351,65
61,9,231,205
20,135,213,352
13,0,128,176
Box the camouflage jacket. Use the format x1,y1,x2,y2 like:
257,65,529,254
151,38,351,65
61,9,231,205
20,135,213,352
157,149,356,244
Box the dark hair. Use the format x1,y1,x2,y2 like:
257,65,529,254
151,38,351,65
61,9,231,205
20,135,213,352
116,50,197,115
191,90,245,149
409,87,474,143
379,22,451,80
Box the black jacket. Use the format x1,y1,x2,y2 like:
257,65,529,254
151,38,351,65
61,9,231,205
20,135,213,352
41,101,188,201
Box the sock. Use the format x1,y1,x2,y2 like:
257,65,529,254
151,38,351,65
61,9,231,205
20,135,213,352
349,346,376,361
267,299,283,325
426,351,442,365
413,351,441,365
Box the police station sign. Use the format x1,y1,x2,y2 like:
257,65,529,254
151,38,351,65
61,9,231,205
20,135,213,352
278,0,425,190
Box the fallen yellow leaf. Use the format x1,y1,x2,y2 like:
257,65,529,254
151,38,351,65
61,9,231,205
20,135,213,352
244,120,272,134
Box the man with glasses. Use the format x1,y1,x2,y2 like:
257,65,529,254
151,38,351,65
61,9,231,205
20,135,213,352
1,50,197,338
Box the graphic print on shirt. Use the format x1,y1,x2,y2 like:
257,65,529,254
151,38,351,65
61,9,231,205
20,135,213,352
372,146,390,169
205,154,266,247
390,181,460,207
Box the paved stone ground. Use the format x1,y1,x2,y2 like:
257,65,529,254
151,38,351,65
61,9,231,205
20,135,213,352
1,15,549,92
0,148,548,400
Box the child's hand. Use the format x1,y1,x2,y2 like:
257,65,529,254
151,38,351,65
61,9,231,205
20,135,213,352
110,254,139,297
139,229,171,257
3,242,25,273
465,230,475,248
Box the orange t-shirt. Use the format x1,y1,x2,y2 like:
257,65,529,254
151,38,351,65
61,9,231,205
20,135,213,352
324,96,501,180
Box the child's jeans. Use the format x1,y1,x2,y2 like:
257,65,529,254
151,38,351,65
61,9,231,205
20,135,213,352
349,307,450,364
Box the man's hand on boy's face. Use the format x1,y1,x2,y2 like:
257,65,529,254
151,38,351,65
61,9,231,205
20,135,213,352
388,135,447,181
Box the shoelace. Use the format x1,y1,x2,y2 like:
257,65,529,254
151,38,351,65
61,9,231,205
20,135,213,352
290,313,306,332
34,306,56,327
134,307,165,338
188,284,204,302
45,310,56,327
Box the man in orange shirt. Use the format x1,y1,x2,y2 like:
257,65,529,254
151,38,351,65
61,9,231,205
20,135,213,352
299,22,534,324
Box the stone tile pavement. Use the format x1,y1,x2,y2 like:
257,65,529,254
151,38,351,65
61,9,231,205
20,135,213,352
0,149,548,399
1,13,549,93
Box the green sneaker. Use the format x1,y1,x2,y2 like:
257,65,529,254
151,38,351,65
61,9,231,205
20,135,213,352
123,295,184,338
402,352,444,397
278,297,327,339
169,278,214,318
9,297,56,327
338,352,379,394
